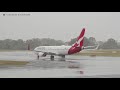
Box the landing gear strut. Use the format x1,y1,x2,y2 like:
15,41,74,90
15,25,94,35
37,55,39,60
50,55,54,61
60,55,65,61
61,55,65,58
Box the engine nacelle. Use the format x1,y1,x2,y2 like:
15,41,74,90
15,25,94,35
38,52,46,57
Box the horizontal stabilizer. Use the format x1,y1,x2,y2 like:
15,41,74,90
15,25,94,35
83,44,99,50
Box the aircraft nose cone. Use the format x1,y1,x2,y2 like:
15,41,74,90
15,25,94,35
34,47,38,51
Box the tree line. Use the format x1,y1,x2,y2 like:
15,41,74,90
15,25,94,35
0,37,120,50
0,38,64,50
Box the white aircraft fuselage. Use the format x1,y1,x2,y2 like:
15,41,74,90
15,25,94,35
34,45,80,56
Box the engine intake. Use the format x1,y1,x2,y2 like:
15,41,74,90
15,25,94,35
38,52,46,57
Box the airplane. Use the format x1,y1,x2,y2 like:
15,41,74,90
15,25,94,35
34,28,98,61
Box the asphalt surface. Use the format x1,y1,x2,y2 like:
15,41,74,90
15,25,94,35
0,51,120,78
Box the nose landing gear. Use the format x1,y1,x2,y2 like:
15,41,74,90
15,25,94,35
37,54,39,60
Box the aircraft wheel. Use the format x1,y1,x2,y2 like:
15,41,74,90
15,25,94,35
51,55,54,61
62,55,65,58
37,55,39,60
60,55,65,61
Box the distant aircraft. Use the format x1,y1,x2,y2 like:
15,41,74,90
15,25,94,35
34,28,97,60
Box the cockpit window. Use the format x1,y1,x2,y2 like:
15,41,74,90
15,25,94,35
38,47,45,50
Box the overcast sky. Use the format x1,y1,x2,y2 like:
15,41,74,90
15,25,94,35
0,12,120,42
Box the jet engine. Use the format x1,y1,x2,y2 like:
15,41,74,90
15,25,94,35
38,52,46,57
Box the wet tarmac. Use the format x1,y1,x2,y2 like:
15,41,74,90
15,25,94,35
0,51,120,78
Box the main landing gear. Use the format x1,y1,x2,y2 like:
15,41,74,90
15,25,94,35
50,55,54,61
60,55,65,61
37,54,65,61
50,55,65,61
